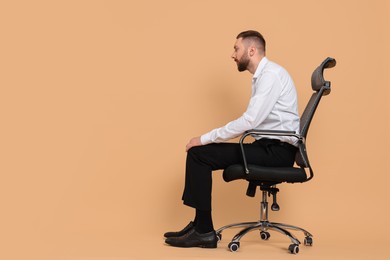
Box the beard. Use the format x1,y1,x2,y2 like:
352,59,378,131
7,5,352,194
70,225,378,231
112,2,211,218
236,52,250,72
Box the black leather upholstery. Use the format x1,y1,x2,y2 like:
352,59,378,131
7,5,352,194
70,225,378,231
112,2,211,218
223,164,307,183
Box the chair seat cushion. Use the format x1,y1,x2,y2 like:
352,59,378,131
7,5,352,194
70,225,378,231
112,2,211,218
223,164,307,183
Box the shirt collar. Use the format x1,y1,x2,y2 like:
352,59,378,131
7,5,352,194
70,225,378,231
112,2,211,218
253,56,269,80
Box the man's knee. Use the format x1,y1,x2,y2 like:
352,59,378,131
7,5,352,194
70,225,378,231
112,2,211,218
187,145,209,159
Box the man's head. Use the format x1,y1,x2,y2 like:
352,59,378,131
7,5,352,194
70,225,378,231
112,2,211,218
231,30,266,73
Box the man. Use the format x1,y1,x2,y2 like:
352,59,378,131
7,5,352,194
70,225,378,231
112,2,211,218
164,30,300,248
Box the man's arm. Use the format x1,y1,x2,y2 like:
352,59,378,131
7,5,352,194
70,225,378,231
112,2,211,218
185,72,281,152
200,73,282,145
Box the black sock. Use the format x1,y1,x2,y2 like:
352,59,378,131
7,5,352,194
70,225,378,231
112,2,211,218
194,209,214,234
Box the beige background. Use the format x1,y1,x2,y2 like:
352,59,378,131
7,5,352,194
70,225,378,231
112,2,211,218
1,0,390,259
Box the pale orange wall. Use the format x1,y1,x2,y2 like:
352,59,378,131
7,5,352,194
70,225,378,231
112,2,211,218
1,0,389,259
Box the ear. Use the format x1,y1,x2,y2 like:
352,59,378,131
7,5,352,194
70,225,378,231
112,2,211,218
248,46,256,57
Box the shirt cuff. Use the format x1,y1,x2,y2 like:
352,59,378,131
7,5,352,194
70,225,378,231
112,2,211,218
200,133,212,145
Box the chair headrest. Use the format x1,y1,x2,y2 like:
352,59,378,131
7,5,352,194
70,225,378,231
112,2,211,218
311,57,336,95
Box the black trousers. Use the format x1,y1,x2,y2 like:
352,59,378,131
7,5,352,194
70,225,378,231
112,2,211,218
182,138,297,211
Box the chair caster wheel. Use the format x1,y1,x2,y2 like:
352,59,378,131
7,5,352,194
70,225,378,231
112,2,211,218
304,236,313,246
288,244,299,254
216,233,222,242
260,231,270,240
228,242,240,252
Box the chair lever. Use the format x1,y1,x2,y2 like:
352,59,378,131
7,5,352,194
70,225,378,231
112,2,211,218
268,188,280,211
246,182,257,197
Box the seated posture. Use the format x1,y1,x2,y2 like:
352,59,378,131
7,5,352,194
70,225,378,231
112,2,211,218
165,30,300,248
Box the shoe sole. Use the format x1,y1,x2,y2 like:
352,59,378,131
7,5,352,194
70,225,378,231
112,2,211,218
166,240,217,248
200,242,217,248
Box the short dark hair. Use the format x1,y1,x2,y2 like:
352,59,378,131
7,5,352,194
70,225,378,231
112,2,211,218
236,30,266,53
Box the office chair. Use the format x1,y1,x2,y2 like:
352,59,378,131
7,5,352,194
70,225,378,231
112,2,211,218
216,57,336,254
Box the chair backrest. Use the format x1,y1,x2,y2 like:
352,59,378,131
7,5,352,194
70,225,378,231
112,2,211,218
295,57,336,173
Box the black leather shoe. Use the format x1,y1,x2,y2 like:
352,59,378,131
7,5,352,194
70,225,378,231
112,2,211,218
165,227,217,248
164,221,195,238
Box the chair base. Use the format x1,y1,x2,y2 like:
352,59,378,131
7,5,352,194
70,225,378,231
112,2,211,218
216,188,313,253
216,220,313,253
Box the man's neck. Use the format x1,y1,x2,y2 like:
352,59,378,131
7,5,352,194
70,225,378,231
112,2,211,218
248,55,265,74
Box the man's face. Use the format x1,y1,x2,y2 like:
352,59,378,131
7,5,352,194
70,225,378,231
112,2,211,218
231,38,250,72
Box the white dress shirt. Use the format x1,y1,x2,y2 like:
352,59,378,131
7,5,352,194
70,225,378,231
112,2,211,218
200,57,300,146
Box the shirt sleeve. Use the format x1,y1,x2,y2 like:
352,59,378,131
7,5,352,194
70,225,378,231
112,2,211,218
200,71,282,145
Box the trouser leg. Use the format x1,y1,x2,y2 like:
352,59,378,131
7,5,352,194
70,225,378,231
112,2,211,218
182,141,296,211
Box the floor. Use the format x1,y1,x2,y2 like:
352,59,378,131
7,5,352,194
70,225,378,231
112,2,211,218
29,226,388,260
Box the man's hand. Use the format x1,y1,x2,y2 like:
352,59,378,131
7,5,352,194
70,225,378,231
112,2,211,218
186,136,202,152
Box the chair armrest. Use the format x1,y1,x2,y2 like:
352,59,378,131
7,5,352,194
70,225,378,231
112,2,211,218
241,129,302,140
239,129,303,175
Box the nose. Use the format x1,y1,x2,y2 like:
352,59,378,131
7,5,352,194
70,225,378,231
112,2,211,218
231,52,236,60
